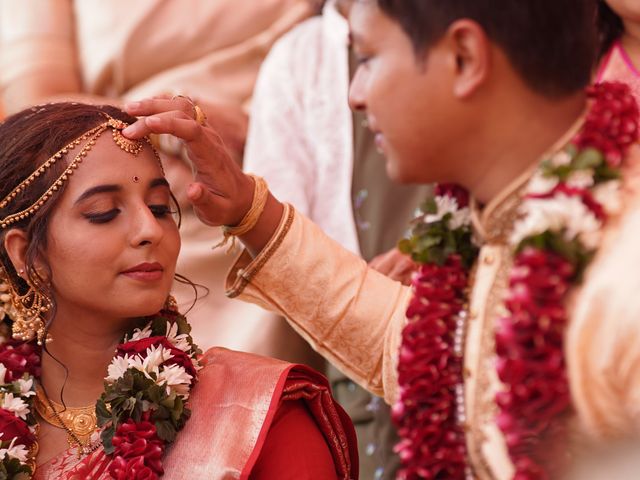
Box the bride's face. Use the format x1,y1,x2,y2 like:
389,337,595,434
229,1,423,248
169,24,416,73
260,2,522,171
44,134,180,320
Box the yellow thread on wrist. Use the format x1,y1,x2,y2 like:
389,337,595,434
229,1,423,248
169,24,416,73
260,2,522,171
215,175,269,253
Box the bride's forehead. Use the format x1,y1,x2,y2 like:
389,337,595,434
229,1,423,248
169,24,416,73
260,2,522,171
64,135,164,185
56,142,164,201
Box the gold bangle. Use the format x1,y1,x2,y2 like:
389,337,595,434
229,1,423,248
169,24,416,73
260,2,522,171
215,175,269,252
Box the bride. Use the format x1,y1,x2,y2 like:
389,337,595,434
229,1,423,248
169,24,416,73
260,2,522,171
0,102,357,479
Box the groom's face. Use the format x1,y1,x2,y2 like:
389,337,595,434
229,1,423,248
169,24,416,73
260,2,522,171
348,2,460,185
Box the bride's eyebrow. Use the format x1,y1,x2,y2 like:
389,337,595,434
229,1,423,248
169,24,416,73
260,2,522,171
74,178,170,205
74,184,121,205
149,178,170,190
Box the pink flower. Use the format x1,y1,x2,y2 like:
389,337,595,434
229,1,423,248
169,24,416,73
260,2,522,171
0,341,41,382
435,184,470,208
573,82,639,167
109,419,164,479
0,408,36,448
496,248,574,477
394,255,470,479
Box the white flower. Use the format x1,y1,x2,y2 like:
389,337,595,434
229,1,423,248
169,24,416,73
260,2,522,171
511,194,602,249
566,169,595,189
0,438,29,463
156,364,192,399
526,173,559,195
2,393,29,420
449,207,471,230
16,378,35,397
106,355,131,383
166,322,191,353
424,196,471,230
106,345,175,382
126,324,153,342
0,364,6,384
550,151,572,166
141,345,174,376
424,195,458,223
592,180,623,215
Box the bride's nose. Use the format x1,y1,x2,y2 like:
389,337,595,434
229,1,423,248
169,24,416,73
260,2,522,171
129,205,164,247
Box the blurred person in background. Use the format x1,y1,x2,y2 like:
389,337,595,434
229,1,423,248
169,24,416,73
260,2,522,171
243,1,430,477
0,0,323,367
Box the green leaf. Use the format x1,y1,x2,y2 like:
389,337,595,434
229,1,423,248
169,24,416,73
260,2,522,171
397,238,412,255
416,235,441,252
101,425,116,454
96,399,111,426
573,147,604,170
594,164,621,182
420,197,437,215
155,420,177,443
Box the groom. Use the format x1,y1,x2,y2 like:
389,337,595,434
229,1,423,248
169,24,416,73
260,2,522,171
124,0,640,477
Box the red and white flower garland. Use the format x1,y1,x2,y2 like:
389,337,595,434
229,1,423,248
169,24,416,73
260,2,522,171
394,184,478,479
0,292,201,480
393,82,639,479
496,81,638,479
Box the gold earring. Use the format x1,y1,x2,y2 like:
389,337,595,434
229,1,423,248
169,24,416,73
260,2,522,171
0,268,52,345
0,274,16,322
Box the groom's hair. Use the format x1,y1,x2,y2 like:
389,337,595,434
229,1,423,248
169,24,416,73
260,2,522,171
376,0,599,98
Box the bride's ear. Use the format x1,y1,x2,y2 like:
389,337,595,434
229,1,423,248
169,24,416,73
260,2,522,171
4,228,30,276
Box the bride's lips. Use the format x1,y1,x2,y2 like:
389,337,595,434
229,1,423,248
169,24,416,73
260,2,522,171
121,262,164,281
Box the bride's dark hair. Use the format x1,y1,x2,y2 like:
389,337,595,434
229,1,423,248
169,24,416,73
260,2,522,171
597,1,624,60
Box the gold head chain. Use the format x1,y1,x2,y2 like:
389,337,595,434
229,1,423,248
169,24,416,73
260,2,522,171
0,115,161,229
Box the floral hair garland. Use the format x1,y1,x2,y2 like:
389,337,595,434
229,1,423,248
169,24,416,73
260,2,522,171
393,82,639,479
0,298,201,479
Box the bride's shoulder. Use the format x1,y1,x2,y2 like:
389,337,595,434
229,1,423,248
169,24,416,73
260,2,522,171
194,347,293,389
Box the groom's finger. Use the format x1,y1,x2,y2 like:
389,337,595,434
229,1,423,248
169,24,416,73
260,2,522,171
123,112,201,140
125,97,195,119
186,183,226,226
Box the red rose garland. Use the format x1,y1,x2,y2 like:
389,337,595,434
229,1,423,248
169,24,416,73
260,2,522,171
0,296,201,479
395,184,478,479
110,418,165,479
0,331,41,477
394,82,639,479
496,82,639,478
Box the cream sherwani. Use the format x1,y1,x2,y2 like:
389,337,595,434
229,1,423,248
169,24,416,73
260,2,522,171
226,134,640,477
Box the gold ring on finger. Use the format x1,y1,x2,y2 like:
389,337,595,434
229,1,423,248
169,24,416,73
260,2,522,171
172,94,198,119
193,104,207,126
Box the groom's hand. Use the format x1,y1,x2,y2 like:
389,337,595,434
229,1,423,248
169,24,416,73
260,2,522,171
123,96,283,256
123,96,254,228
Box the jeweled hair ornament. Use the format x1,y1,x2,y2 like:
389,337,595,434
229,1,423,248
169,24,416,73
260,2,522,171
0,115,160,229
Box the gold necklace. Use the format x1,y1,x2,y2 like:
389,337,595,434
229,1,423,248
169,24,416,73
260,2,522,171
34,386,100,458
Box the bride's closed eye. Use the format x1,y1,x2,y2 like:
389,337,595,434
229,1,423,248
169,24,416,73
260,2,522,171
82,208,120,224
148,204,176,218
